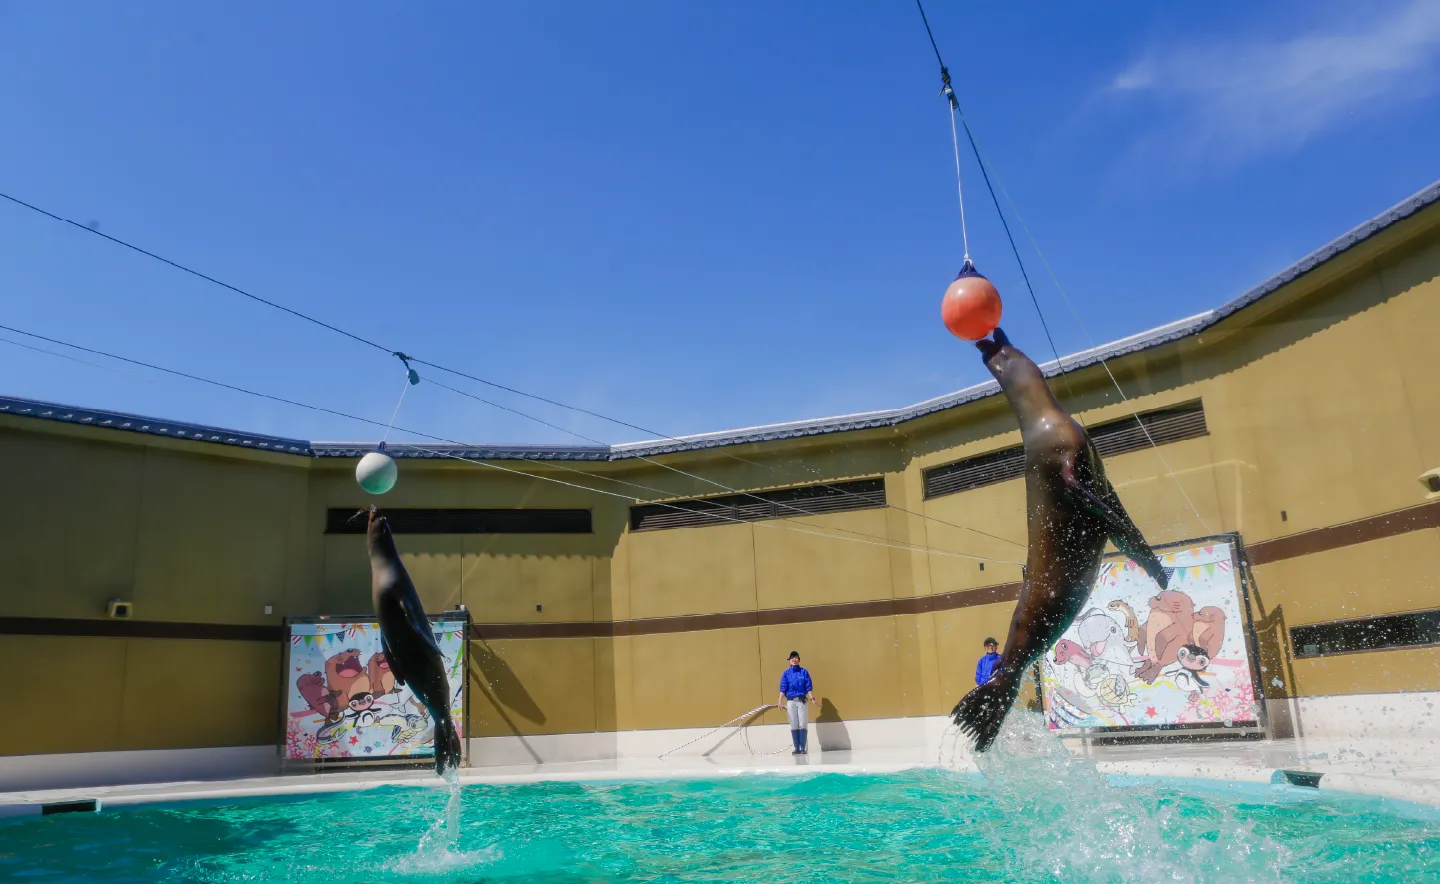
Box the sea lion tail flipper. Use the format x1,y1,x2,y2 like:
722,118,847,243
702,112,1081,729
433,715,462,776
950,666,1022,754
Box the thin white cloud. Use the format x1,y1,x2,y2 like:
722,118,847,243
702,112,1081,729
1110,0,1440,161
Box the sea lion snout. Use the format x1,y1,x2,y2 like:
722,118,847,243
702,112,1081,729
975,327,1018,378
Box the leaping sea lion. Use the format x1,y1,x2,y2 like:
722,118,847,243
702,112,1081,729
951,328,1171,752
367,507,463,776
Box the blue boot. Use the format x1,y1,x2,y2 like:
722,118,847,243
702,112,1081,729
791,729,803,754
799,728,809,754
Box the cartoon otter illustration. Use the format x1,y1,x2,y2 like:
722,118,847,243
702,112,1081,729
1107,599,1141,645
325,648,374,713
367,652,397,699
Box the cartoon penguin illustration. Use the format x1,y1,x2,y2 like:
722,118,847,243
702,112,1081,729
1162,644,1214,701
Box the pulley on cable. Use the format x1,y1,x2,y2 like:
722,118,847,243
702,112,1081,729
357,352,421,495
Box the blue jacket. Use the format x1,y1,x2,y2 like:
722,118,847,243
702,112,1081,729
975,652,1002,685
780,666,813,699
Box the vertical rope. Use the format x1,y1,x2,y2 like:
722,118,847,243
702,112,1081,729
947,105,970,261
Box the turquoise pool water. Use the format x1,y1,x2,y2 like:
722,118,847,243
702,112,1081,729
4,767,1438,883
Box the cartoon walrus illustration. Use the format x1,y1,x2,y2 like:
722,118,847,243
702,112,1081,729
950,328,1170,752
325,648,374,713
1135,590,1225,682
368,507,462,777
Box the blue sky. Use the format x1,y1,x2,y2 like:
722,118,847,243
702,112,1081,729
2,0,1438,446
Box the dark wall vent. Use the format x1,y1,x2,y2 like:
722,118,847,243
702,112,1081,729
630,477,886,533
326,508,591,535
923,400,1208,500
1291,609,1440,659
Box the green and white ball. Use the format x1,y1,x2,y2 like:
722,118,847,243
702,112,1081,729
356,451,398,495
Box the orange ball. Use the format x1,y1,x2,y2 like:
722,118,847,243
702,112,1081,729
940,261,1003,341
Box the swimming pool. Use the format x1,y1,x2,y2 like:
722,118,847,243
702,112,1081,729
5,763,1438,883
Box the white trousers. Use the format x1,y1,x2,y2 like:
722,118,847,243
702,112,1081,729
786,699,809,729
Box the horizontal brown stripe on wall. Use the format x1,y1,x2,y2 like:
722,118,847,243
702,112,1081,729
1246,500,1440,566
6,501,1437,644
0,617,286,642
470,584,1024,640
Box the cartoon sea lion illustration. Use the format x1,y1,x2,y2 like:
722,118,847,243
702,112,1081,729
297,672,341,722
1191,606,1226,658
1054,639,1092,669
950,328,1171,752
367,652,397,698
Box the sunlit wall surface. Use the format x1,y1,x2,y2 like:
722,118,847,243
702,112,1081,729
1,182,1437,757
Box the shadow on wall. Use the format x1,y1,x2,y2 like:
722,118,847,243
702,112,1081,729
470,639,546,725
816,698,851,751
1251,604,1298,739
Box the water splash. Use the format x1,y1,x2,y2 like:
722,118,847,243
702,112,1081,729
401,768,501,876
966,711,1293,881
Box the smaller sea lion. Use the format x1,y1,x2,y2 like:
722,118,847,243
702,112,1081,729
368,507,462,776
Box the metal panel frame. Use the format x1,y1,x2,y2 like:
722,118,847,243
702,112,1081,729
1042,532,1271,743
277,610,471,774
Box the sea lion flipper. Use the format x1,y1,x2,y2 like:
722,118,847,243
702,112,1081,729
382,634,408,688
952,666,1022,753
1062,475,1169,588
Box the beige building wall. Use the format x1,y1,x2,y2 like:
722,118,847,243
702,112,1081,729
1,197,1437,757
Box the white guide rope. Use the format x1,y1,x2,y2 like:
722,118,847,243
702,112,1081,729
946,97,971,262
657,704,790,759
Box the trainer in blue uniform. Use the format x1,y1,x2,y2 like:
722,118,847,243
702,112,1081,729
777,651,817,755
975,637,1002,686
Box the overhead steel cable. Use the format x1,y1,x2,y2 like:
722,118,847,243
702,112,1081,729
909,8,1211,534
914,0,1074,403
0,323,1024,566
422,374,1021,556
0,188,1024,549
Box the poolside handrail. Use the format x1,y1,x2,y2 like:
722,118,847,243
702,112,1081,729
658,704,782,759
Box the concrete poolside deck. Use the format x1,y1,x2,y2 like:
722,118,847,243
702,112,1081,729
5,732,1440,820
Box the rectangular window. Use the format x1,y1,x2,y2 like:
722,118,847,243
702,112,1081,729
325,508,592,535
1291,609,1440,658
922,400,1208,499
629,477,886,532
